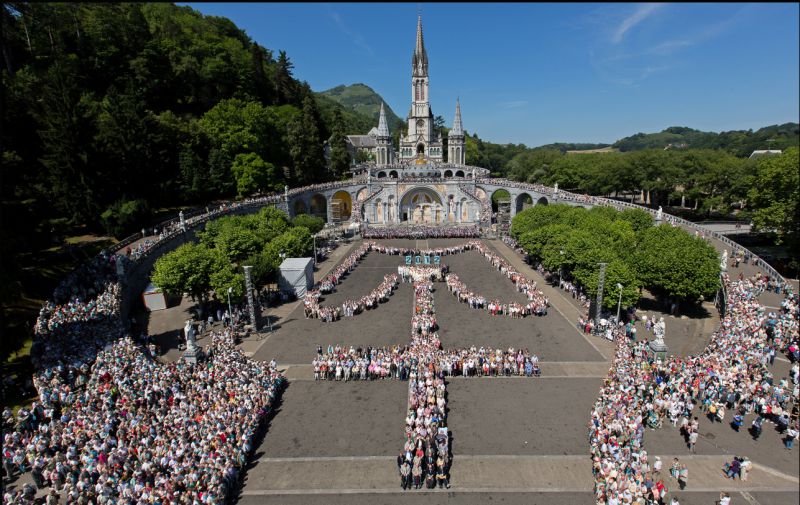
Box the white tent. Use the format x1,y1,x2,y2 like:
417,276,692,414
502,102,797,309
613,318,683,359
278,258,314,298
142,283,167,311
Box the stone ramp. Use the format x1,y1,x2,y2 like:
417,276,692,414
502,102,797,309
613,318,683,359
240,455,798,495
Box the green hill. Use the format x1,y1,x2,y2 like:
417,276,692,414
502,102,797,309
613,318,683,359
317,83,406,134
613,123,799,156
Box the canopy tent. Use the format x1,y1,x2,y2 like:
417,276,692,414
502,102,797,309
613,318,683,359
142,283,167,311
278,257,314,298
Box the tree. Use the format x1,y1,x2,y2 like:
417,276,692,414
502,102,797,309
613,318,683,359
231,152,279,197
328,108,351,179
633,224,719,305
747,147,799,242
291,214,324,234
288,96,326,185
151,242,236,305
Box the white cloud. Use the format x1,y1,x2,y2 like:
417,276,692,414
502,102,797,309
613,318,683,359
612,3,663,44
327,8,374,56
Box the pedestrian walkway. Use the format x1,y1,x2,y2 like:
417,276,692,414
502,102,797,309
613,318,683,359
240,455,798,495
487,239,615,361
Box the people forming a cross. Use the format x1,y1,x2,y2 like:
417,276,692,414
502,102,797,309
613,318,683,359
312,248,544,489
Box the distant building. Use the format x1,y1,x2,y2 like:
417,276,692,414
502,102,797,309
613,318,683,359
337,15,465,167
749,149,782,159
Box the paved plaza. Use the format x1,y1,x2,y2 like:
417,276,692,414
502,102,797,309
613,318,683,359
218,238,799,503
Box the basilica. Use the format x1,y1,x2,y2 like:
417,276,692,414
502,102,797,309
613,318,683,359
291,16,555,227
346,15,466,168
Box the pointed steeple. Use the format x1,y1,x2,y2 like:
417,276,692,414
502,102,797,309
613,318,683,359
450,99,464,137
376,102,391,137
412,15,428,77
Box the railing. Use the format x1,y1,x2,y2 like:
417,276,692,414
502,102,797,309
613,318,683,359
100,172,788,284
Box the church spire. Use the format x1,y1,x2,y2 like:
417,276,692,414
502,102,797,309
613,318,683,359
412,15,428,77
376,102,391,137
450,99,464,136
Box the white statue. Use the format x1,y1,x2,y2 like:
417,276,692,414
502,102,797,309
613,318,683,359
656,206,663,221
653,317,666,346
554,182,559,194
721,250,728,271
367,171,371,184
179,211,186,232
184,319,197,353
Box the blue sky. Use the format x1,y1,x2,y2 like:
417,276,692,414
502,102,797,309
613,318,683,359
182,3,799,147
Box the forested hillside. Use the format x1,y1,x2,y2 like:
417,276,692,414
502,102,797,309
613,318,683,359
0,3,351,239
613,124,799,155
317,83,405,133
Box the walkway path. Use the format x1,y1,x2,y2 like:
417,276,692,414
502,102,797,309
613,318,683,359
487,239,615,361
241,455,797,495
239,239,359,357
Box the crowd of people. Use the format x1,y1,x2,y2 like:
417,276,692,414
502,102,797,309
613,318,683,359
399,265,447,283
444,273,546,317
304,274,399,322
589,272,799,504
6,216,289,503
362,226,479,239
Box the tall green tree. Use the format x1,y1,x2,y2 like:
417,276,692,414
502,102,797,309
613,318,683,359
288,96,326,185
747,147,799,243
328,108,351,179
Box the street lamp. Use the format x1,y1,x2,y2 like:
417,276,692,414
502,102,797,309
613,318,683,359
558,250,564,288
313,233,318,266
615,283,623,323
227,286,233,326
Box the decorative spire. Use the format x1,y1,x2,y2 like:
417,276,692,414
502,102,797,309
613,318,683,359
412,15,428,77
449,99,464,137
376,102,391,137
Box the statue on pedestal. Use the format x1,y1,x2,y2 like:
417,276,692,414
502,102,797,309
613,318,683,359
183,319,201,363
656,206,663,221
721,250,728,272
554,182,558,194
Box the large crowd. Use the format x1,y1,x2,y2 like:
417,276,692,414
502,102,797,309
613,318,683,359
362,226,479,239
311,246,544,491
302,239,551,324
6,228,287,503
304,274,399,322
4,332,284,505
589,272,799,505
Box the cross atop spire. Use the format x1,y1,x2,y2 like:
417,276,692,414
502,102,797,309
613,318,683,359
376,102,391,137
412,14,428,77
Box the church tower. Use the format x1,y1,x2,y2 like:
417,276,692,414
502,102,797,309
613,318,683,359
447,99,465,165
375,102,394,166
400,15,443,163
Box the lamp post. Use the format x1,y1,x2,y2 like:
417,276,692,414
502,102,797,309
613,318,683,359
558,250,564,288
616,283,623,323
226,286,233,326
313,233,317,266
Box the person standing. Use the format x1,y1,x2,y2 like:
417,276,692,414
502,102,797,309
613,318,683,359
653,456,663,477
400,460,411,490
678,463,688,490
412,462,422,489
785,425,798,450
688,430,699,453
